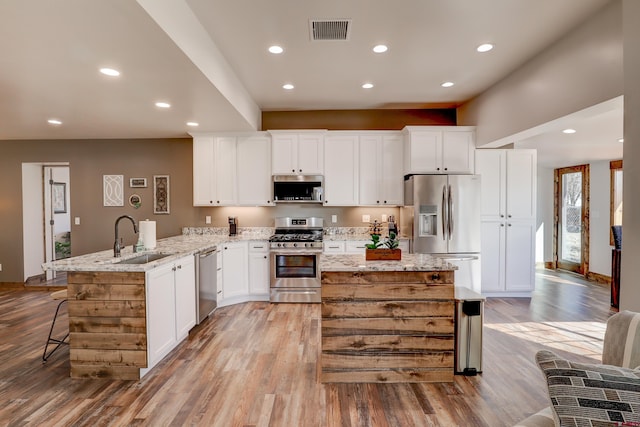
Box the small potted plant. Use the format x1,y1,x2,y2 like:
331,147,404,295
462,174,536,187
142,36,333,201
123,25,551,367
365,231,402,261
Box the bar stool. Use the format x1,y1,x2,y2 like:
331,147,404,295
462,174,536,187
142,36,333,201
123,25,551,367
42,289,69,363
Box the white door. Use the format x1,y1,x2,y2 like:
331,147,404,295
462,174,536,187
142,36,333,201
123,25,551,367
222,242,248,299
147,264,177,367
480,220,506,293
442,130,474,174
248,252,270,295
297,133,324,174
237,135,272,206
193,136,216,206
506,150,536,220
174,256,196,340
271,134,297,174
505,221,536,292
324,135,359,206
214,137,237,205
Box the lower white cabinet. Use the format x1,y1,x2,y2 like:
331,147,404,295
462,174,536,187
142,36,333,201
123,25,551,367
481,220,535,295
221,241,248,301
346,240,369,254
145,255,196,373
323,241,346,253
323,239,411,255
248,241,270,295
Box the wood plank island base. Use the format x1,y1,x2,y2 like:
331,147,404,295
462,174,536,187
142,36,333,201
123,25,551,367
319,254,456,383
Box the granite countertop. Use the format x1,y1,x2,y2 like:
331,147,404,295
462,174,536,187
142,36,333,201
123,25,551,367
320,253,456,272
42,232,272,273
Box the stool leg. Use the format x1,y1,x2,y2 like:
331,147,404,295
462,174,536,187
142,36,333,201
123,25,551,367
42,299,69,363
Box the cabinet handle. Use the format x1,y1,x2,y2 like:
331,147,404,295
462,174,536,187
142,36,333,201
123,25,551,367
501,224,505,227
431,273,440,281
253,245,264,249
177,265,182,269
224,247,228,250
172,267,176,271
328,246,340,249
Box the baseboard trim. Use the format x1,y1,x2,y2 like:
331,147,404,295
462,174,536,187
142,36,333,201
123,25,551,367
0,282,27,290
586,271,611,285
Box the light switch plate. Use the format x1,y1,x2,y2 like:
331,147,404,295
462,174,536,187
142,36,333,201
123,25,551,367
331,214,337,223
381,214,387,222
74,217,80,225
362,214,370,223
205,215,212,224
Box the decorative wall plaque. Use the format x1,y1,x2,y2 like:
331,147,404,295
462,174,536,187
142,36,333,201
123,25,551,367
153,175,170,214
103,175,124,207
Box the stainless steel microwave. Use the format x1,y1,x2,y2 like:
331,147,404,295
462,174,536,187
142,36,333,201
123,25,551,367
272,175,323,203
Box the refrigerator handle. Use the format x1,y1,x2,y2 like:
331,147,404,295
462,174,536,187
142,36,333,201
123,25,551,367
448,184,453,239
441,185,447,240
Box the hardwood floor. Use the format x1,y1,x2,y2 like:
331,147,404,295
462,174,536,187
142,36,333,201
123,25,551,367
0,268,616,427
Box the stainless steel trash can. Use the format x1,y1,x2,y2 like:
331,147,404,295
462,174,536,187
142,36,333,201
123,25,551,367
454,288,485,375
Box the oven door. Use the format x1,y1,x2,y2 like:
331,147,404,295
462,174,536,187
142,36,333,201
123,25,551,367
270,251,321,288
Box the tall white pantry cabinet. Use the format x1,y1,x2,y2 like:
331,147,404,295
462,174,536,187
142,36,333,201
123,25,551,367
476,149,537,296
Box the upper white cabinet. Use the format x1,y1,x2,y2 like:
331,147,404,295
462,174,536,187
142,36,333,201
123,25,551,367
237,135,272,206
192,133,272,207
476,149,537,221
359,133,403,206
271,131,325,175
324,134,359,206
403,126,475,175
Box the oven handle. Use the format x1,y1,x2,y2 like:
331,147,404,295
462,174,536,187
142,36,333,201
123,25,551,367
272,289,319,294
270,250,323,255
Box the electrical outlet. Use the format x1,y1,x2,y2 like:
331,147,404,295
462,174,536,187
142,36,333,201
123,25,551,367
205,215,212,224
74,217,80,225
362,214,370,223
381,214,387,222
331,214,337,223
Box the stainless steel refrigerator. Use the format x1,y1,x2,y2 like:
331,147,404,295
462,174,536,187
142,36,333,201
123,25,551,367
401,174,482,292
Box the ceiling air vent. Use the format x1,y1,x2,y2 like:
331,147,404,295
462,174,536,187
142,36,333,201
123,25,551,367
310,19,352,41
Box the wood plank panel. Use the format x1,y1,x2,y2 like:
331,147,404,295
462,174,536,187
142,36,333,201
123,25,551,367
321,271,454,285
323,283,454,301
321,369,454,384
67,271,145,285
322,352,454,369
322,317,454,336
67,283,145,301
69,332,147,350
322,335,454,352
70,349,147,366
70,365,142,380
68,300,145,317
69,316,146,333
322,301,454,318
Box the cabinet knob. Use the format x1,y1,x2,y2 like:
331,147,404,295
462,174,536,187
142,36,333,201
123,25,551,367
436,167,440,171
292,169,295,173
383,201,387,204
444,167,448,171
299,169,302,172
508,223,512,227
177,265,182,269
376,200,380,204
172,267,176,271
210,200,213,204
508,214,512,218
267,200,271,204
217,200,220,204
224,247,228,250
501,224,505,227
264,255,267,259
500,214,504,218
431,273,440,281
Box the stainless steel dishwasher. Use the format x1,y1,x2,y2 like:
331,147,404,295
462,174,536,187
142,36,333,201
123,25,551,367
196,247,217,324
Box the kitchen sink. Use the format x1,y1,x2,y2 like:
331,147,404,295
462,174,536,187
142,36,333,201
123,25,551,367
117,253,170,264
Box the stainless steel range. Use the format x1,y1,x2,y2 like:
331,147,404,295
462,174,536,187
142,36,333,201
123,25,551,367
269,217,323,303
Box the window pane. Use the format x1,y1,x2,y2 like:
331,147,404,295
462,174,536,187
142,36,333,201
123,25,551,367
561,172,582,264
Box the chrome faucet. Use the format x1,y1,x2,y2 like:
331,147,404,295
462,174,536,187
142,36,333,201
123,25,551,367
114,215,138,257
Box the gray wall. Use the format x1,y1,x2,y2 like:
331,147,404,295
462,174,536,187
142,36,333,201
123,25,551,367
620,0,640,311
458,0,622,147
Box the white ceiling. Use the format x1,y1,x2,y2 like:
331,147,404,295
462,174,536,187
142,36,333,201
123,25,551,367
0,0,621,167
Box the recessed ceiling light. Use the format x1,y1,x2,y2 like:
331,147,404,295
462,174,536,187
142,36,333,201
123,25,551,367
99,68,120,77
562,128,576,134
187,122,199,127
47,119,62,125
618,138,624,143
155,102,171,108
283,84,294,90
268,45,284,54
373,45,388,53
441,81,454,88
477,43,494,53
362,83,374,89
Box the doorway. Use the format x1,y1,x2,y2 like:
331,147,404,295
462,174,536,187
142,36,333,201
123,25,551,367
554,165,590,275
22,163,70,282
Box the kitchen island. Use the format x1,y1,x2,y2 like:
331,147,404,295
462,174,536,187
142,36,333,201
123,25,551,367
42,232,270,380
320,254,456,383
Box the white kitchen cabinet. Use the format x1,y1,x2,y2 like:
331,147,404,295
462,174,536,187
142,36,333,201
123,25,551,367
237,135,273,206
359,133,404,206
345,240,369,254
192,133,272,207
324,134,359,206
174,255,196,341
476,149,537,296
221,241,249,301
403,126,475,175
271,132,324,175
476,149,536,221
145,255,196,372
248,241,270,296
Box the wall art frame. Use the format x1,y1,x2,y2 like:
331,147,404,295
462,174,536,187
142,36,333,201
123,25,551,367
153,175,170,214
129,177,147,188
103,175,124,207
52,182,67,214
